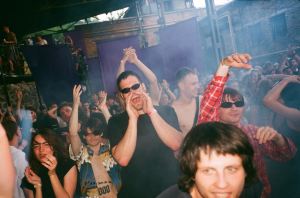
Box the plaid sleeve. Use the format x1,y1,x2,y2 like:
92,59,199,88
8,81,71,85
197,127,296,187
197,75,228,124
261,135,297,162
246,125,297,162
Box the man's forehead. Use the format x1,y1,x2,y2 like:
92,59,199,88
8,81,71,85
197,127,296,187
120,75,141,86
198,150,242,165
222,94,242,102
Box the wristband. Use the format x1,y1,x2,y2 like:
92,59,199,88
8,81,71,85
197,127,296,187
48,169,56,176
34,183,42,188
147,109,157,116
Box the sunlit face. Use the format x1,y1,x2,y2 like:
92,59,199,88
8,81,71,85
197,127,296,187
219,95,244,126
179,73,199,98
84,128,102,147
119,75,145,111
59,106,72,122
32,135,54,162
192,151,246,198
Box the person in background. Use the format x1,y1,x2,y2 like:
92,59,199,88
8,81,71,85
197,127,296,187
0,123,16,198
21,129,77,198
3,120,28,198
172,67,201,136
69,85,121,197
35,36,48,46
263,75,300,197
2,25,17,73
157,122,257,198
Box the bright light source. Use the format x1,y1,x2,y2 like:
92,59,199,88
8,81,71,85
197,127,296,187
193,0,234,8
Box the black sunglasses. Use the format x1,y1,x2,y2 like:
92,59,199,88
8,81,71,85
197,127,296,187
120,83,141,94
221,100,245,108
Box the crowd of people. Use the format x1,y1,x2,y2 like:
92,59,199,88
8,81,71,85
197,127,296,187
0,44,299,198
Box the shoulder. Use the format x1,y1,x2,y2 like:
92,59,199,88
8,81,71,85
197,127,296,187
108,112,128,124
157,105,176,114
157,184,191,198
58,158,76,174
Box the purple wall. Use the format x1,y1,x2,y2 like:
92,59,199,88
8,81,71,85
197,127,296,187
95,18,203,94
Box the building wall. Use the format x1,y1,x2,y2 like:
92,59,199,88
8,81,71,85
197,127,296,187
75,4,205,58
211,0,300,63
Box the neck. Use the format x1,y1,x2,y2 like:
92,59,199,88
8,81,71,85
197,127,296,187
178,94,195,104
9,136,19,148
189,186,203,198
88,143,101,154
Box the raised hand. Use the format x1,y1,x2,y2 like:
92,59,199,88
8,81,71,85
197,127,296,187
73,85,82,106
141,92,155,115
25,167,41,186
125,93,139,120
161,79,170,90
16,90,23,101
255,126,282,144
221,53,252,69
127,47,139,64
122,47,136,63
97,91,107,109
41,154,58,173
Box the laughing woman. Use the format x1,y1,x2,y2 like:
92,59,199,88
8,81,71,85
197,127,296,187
21,129,77,198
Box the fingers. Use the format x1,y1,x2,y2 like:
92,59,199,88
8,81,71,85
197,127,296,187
41,155,57,170
125,92,133,107
255,127,277,144
73,85,82,98
222,53,252,69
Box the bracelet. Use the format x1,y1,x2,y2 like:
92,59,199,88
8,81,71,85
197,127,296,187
34,183,42,188
147,109,157,116
48,169,56,176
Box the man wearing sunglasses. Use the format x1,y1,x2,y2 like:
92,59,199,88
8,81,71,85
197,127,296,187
197,53,296,198
105,70,183,198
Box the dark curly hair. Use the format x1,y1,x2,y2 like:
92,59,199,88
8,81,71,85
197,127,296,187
178,122,256,192
28,128,68,175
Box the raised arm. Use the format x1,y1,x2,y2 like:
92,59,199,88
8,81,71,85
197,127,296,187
161,80,176,103
263,75,300,123
16,90,23,120
128,49,160,105
0,124,15,198
198,54,252,124
97,91,112,123
47,104,58,120
69,85,83,156
111,93,138,166
116,48,131,78
142,92,182,151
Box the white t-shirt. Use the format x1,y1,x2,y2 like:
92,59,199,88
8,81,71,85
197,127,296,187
10,146,28,198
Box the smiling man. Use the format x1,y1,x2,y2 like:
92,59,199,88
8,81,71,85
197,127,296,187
157,122,256,198
105,70,183,198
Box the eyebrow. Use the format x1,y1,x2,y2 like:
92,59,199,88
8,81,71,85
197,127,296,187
33,140,48,144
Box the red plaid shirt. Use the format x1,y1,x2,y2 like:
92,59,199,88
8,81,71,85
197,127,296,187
197,75,297,198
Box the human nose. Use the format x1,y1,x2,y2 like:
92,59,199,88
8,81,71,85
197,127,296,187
215,172,229,188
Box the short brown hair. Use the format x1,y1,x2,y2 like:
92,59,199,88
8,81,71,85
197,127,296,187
178,122,256,192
